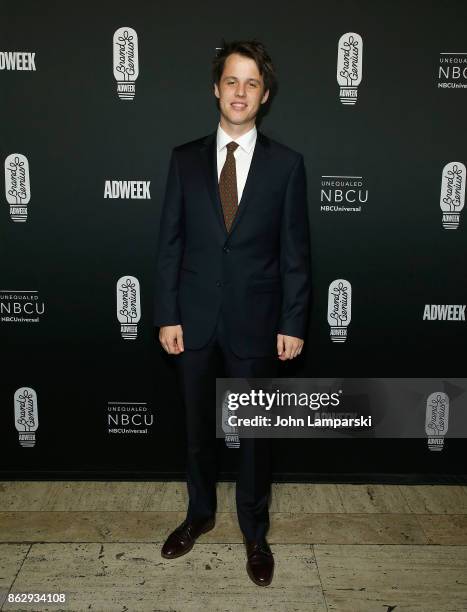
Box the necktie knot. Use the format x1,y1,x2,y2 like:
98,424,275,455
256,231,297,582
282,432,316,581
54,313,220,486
226,141,239,154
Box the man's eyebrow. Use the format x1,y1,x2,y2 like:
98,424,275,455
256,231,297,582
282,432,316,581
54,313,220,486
222,75,261,83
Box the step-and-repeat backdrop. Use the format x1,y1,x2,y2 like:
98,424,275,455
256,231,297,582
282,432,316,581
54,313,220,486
1,1,466,481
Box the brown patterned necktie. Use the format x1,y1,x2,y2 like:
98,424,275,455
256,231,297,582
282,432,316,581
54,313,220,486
219,141,239,232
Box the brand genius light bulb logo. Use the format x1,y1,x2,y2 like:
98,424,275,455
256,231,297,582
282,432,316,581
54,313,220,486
14,387,39,447
113,27,139,101
327,279,352,343
221,390,240,449
4,153,31,222
116,275,141,339
425,392,449,452
440,161,466,229
337,32,363,105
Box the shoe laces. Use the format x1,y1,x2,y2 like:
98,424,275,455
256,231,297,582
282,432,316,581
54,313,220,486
249,540,272,557
174,520,192,540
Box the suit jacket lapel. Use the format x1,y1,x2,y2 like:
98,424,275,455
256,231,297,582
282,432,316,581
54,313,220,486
199,131,226,238
199,129,271,240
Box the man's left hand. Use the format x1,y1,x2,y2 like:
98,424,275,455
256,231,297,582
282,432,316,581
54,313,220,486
277,334,304,360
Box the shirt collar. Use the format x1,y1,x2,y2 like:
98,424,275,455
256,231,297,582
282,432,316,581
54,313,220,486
216,123,257,154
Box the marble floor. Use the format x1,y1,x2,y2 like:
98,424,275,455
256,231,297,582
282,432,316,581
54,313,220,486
1,481,467,611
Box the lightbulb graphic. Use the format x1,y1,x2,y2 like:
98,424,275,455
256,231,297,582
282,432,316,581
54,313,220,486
116,275,141,339
4,153,31,222
425,392,449,451
14,387,39,447
221,390,240,448
337,32,363,105
328,279,352,343
440,162,465,229
113,27,139,100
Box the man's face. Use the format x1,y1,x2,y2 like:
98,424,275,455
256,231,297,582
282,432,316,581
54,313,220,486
214,53,269,128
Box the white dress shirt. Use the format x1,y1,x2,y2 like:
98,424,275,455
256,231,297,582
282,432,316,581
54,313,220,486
216,123,257,204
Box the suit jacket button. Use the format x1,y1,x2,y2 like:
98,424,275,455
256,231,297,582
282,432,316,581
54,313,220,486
216,280,222,287
223,246,230,253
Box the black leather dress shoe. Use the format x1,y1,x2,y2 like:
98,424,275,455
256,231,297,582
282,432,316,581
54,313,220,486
161,516,215,559
245,539,274,586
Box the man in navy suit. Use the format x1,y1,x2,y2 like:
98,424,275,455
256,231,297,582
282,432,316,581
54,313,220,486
154,40,311,586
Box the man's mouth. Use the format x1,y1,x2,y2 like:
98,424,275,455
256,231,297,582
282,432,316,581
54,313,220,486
231,102,247,110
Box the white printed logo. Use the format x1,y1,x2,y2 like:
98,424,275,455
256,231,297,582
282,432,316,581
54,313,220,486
422,305,465,321
4,153,31,222
437,52,467,89
116,275,141,339
221,390,240,448
104,180,151,199
320,174,368,212
337,33,363,105
14,387,39,447
440,162,465,229
113,27,139,100
107,401,154,434
0,289,45,323
425,392,449,452
0,52,36,71
328,279,352,343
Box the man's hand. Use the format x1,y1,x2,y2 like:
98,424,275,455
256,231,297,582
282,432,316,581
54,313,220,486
159,324,184,354
277,334,304,360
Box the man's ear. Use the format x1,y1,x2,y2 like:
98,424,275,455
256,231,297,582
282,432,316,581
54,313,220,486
261,88,270,104
214,82,220,99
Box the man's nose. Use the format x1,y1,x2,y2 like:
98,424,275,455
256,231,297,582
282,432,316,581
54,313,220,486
235,85,246,97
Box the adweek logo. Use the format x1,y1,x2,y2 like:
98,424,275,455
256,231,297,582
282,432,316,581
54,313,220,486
104,180,151,199
113,27,139,100
0,52,36,70
320,174,369,212
4,153,31,222
423,305,465,321
337,32,363,105
328,279,352,343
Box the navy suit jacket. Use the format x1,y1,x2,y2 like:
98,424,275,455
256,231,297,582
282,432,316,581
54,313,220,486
154,129,311,358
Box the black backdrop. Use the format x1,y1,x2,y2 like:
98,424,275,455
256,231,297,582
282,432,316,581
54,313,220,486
1,0,466,482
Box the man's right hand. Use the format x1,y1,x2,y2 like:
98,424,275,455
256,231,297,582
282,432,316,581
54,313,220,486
159,324,184,354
